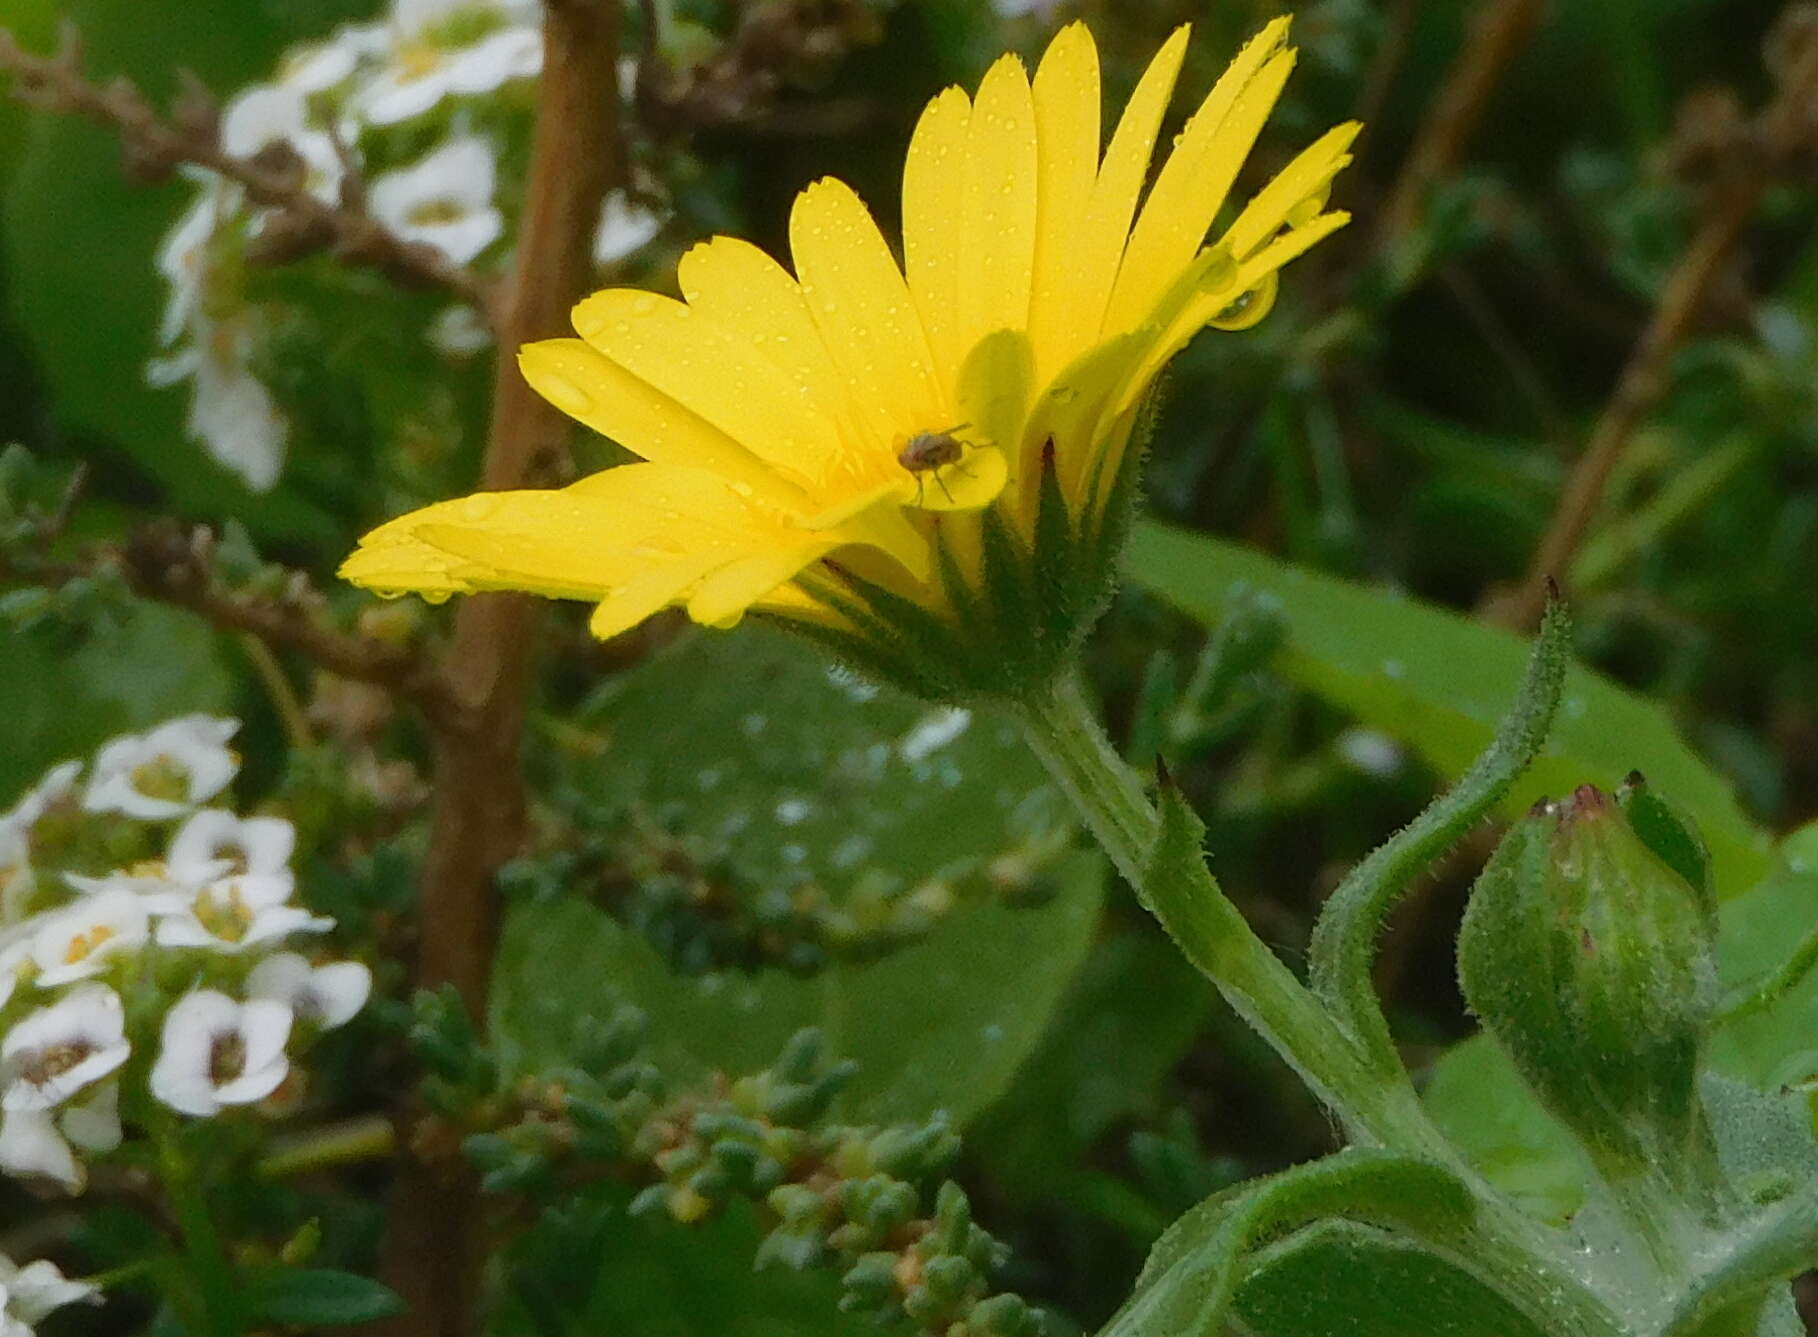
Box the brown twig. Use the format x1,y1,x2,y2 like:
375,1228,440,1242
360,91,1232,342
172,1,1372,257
635,0,885,137
377,3,623,1335
0,521,447,712
1376,0,1546,244
1490,5,1818,628
0,24,496,317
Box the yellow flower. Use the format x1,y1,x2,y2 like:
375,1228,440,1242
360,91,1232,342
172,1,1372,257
343,20,1356,698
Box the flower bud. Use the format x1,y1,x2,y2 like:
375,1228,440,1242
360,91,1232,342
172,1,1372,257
1457,781,1719,1181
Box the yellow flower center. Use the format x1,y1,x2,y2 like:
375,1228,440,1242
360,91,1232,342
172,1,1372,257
195,886,254,942
395,43,444,83
407,198,469,227
129,757,190,803
63,925,116,965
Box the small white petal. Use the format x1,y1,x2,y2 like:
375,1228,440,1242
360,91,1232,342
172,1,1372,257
593,190,664,264
0,1110,81,1192
58,1082,121,1154
4,1259,101,1323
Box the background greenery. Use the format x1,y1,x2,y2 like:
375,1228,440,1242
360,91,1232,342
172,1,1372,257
4,0,1817,1332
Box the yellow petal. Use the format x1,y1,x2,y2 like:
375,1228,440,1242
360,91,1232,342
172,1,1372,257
903,85,973,396
1105,24,1297,335
568,287,844,492
1116,211,1352,416
956,54,1037,367
955,328,1035,501
1220,121,1361,260
1024,333,1148,507
1071,24,1190,346
1029,22,1102,389
790,178,949,436
687,543,842,628
517,339,808,511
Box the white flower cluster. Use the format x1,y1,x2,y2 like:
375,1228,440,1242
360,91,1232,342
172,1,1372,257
0,1255,96,1337
151,0,664,491
0,716,370,1193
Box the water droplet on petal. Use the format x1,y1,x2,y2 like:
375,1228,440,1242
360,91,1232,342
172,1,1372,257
536,371,594,416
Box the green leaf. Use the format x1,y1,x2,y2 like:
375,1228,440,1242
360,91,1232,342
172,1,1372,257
1125,522,1770,894
497,1191,867,1337
1307,598,1568,1073
1422,1035,1586,1223
970,926,1213,1197
490,853,1103,1127
1230,1220,1550,1337
243,1268,405,1326
0,604,233,799
1104,1151,1478,1337
567,625,1072,949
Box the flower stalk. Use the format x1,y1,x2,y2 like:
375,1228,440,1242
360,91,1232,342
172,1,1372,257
1014,671,1425,1148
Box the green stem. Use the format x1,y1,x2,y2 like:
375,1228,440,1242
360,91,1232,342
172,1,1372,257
158,1127,243,1337
1017,672,1427,1149
1016,670,1628,1337
256,1114,397,1180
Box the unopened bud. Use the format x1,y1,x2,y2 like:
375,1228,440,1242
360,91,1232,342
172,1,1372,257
1458,783,1718,1181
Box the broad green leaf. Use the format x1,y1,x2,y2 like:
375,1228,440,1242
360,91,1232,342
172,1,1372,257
970,926,1213,1197
0,605,233,799
1126,522,1770,894
490,852,1103,1127
1231,1220,1549,1337
566,625,1072,952
497,1190,866,1337
1422,1035,1585,1223
1106,1150,1478,1337
243,1268,404,1326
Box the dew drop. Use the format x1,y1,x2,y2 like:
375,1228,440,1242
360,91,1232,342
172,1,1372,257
536,370,594,416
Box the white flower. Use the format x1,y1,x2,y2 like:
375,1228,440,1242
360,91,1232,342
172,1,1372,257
0,1255,100,1324
155,187,231,346
427,304,491,357
992,0,1064,16
0,1111,80,1193
28,891,150,989
392,0,540,40
0,760,81,921
169,810,296,900
368,137,504,264
221,83,344,204
355,24,541,126
1,985,129,1113
150,991,292,1117
247,953,372,1029
279,23,389,95
82,716,239,820
150,873,331,955
149,314,290,492
0,761,82,835
593,189,664,265
0,937,31,1014
0,1084,120,1194
57,1082,121,1154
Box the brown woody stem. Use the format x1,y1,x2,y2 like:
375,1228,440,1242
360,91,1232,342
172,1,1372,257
378,4,622,1336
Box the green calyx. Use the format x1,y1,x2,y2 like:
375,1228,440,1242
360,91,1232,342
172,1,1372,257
781,401,1155,708
1458,778,1720,1193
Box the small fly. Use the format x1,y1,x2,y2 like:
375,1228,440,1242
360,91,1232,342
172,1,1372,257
898,425,970,505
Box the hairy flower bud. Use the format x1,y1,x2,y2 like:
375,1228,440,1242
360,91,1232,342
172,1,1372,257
1457,780,1719,1183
